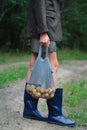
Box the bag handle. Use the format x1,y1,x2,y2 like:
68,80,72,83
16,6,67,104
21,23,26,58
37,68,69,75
38,45,48,58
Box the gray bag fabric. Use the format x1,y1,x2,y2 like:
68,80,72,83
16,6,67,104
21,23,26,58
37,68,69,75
26,45,55,99
29,45,55,89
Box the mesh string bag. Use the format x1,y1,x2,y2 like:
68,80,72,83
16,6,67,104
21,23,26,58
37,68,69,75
26,45,55,99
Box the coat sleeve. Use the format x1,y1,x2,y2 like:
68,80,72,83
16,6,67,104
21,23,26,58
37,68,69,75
33,0,48,34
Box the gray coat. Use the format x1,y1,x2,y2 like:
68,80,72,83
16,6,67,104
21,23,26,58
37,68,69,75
26,0,62,42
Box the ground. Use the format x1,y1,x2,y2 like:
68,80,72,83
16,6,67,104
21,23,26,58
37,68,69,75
0,60,87,130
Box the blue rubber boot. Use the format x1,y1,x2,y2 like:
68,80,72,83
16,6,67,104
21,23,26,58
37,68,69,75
47,88,76,126
23,86,47,121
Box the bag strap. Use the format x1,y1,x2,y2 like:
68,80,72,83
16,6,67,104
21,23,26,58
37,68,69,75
38,45,48,58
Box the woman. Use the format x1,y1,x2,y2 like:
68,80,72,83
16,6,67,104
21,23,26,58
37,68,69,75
23,0,75,126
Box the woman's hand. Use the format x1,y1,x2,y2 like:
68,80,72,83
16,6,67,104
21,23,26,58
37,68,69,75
40,33,50,47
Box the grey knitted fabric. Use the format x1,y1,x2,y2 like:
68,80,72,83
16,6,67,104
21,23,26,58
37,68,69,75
29,45,55,89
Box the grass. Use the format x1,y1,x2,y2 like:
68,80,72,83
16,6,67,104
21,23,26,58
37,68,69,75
57,48,87,62
0,65,28,88
0,48,87,64
61,80,87,126
0,52,30,88
0,52,31,64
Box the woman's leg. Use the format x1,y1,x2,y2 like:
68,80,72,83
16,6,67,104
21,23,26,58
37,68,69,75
47,52,75,127
48,52,59,88
23,52,47,121
26,53,38,82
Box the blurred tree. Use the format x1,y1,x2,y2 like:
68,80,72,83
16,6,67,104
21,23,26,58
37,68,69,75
0,0,87,51
61,0,87,50
0,0,28,52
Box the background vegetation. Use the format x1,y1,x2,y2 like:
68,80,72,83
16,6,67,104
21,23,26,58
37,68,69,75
0,0,87,52
62,80,87,126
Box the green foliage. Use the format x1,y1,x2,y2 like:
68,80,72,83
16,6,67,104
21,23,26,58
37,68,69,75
0,48,87,64
64,80,87,106
0,0,28,51
0,52,30,64
0,65,27,88
62,80,87,125
57,48,87,61
0,0,87,51
61,0,87,50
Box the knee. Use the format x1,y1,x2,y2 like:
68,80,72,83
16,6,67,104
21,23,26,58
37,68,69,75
54,61,59,72
52,61,59,72
29,61,34,71
49,52,59,72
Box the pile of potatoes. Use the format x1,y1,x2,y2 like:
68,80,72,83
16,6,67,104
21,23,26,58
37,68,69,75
26,84,55,99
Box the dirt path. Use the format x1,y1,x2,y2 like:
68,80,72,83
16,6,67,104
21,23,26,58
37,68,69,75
0,60,87,130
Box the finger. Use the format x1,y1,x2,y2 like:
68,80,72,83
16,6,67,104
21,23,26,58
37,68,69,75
47,40,50,47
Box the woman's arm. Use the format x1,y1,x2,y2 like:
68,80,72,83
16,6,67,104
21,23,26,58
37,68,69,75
33,0,48,34
32,0,50,46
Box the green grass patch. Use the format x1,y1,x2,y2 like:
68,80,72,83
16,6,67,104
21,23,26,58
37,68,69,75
61,80,87,126
0,65,28,88
0,52,31,64
57,48,87,61
0,48,87,64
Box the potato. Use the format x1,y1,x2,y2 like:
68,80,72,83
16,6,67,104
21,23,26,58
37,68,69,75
32,89,36,94
30,85,35,89
26,86,32,92
29,87,33,92
44,89,49,93
49,93,54,98
47,88,53,94
36,87,41,92
47,88,55,94
44,93,49,99
26,84,55,99
37,92,41,97
34,92,41,98
39,88,45,93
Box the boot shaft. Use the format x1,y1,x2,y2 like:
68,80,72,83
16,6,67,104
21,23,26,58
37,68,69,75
23,86,48,121
24,89,38,110
46,88,76,126
47,88,63,116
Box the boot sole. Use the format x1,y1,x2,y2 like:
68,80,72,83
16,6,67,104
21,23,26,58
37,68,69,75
23,115,48,122
48,121,76,127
